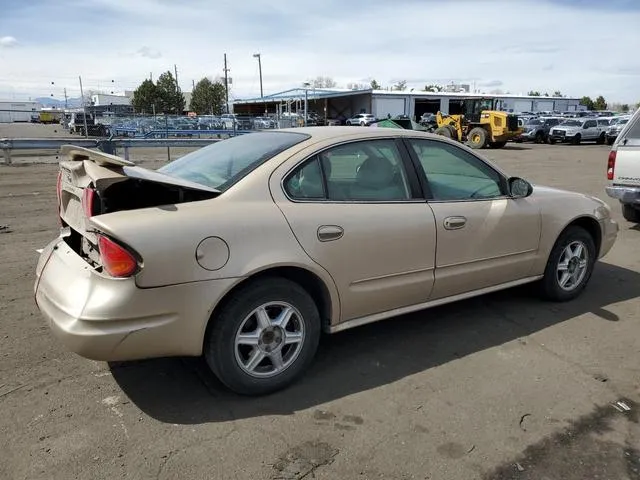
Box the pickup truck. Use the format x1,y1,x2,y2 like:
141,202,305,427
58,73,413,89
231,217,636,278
605,108,640,222
549,118,607,145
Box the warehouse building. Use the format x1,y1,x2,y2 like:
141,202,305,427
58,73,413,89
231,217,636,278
233,88,583,122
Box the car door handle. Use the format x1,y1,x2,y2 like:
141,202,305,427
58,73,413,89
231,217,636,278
443,216,467,230
317,225,344,242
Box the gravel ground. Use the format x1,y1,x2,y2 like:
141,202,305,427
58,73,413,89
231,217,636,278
1,128,639,480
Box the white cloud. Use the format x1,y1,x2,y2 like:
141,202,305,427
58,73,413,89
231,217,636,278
1,0,640,103
0,36,17,48
135,46,162,59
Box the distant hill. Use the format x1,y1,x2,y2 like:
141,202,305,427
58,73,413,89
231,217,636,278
35,97,84,108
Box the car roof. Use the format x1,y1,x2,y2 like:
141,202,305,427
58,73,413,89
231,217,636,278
276,126,441,141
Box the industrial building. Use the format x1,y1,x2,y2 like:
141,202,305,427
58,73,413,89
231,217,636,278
232,88,584,121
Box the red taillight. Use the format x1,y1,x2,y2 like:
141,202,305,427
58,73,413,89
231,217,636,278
97,235,138,278
82,187,96,218
607,150,616,180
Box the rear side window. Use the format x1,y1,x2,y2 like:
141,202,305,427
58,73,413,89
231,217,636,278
622,117,640,140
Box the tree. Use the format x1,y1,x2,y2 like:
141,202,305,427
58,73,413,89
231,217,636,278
423,84,443,92
370,79,381,90
189,77,226,115
553,91,563,97
156,71,185,114
528,91,541,96
594,95,607,111
132,79,158,114
580,96,595,110
621,104,630,113
393,80,407,91
309,76,337,88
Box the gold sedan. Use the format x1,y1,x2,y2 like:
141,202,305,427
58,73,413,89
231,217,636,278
34,127,618,395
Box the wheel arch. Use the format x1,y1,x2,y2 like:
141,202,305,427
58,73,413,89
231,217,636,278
558,215,602,257
203,265,338,349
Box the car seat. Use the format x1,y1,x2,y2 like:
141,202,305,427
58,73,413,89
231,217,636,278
350,156,405,200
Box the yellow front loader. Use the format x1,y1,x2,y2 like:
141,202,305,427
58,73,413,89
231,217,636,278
433,98,523,149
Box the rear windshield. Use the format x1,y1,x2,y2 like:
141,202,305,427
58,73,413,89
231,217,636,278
158,131,310,191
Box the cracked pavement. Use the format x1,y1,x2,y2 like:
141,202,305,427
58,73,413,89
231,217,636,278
1,135,639,479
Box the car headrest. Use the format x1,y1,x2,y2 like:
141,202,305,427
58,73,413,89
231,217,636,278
356,156,395,189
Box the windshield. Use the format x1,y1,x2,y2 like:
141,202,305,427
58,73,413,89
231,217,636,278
618,119,629,125
158,131,310,191
561,120,582,127
526,119,543,126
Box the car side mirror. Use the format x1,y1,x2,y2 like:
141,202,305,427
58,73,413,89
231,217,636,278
508,177,533,198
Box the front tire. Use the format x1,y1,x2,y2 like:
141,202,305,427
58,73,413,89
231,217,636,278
540,226,596,301
622,203,640,223
596,133,605,145
434,126,454,138
571,134,581,145
205,278,321,395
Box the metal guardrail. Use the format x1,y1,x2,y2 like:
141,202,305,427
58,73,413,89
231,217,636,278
0,137,235,164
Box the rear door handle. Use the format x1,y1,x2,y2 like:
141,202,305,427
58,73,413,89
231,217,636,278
317,225,344,242
443,216,466,230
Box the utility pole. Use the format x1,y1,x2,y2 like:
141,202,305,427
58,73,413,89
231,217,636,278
63,88,68,110
192,79,195,90
78,76,89,138
223,53,230,114
174,64,180,115
150,72,153,82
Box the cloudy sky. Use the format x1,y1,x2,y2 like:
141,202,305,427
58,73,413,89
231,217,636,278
1,0,639,103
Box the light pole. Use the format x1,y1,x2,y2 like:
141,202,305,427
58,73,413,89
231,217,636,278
253,53,263,99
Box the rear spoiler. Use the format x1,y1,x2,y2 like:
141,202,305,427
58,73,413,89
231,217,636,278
59,144,219,193
60,145,135,167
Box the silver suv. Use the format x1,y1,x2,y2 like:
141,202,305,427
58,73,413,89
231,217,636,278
346,113,376,126
606,116,632,145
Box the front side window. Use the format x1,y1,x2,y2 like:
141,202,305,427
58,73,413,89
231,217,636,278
584,120,597,128
285,139,411,202
409,139,504,201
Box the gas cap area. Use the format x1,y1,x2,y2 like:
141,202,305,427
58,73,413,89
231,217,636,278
195,237,230,271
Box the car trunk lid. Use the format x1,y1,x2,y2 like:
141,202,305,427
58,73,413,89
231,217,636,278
57,145,219,267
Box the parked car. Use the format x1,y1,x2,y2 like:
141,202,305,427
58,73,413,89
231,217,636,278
605,108,640,222
605,116,631,145
35,128,618,395
346,113,376,126
253,116,276,129
549,118,607,145
516,117,562,143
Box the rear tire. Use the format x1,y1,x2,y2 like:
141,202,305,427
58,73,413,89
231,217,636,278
539,226,596,302
204,278,321,396
607,137,615,146
622,203,640,223
467,127,488,149
535,132,544,144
